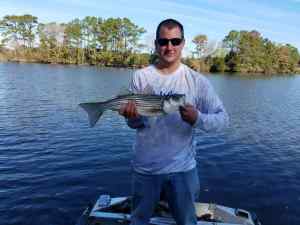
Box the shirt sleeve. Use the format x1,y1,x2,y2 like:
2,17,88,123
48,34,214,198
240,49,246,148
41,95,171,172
126,71,148,129
194,78,229,132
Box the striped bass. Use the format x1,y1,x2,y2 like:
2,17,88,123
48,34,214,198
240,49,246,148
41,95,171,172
79,93,186,127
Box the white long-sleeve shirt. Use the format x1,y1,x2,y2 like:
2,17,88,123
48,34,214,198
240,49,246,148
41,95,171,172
128,63,229,174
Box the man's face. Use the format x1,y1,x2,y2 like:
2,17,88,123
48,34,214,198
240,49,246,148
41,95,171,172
155,26,185,65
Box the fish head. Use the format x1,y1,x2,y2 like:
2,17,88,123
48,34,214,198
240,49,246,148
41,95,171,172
162,94,185,113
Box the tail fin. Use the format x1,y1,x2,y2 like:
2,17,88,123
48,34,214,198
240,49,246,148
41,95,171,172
79,102,105,127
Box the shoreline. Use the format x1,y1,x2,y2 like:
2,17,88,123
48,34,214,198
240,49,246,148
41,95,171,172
1,57,300,76
0,58,146,69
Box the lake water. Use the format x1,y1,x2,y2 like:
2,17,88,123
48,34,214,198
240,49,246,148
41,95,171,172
0,62,299,225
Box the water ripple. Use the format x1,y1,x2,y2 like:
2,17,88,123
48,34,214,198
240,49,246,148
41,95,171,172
0,63,300,225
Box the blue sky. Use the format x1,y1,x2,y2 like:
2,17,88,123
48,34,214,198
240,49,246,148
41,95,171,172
1,0,300,54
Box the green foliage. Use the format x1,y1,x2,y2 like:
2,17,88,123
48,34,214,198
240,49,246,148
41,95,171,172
64,18,83,48
220,30,300,74
192,34,207,58
210,57,226,72
187,30,300,74
0,15,147,67
0,14,38,48
1,14,299,74
223,30,239,52
98,17,145,52
183,58,210,72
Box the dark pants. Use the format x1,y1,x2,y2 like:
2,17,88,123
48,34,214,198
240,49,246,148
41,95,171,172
131,167,200,225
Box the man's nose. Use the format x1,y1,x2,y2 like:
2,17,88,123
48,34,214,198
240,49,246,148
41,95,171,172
166,41,173,49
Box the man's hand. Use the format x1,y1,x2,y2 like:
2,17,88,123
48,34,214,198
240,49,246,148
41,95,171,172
119,100,140,119
179,104,198,126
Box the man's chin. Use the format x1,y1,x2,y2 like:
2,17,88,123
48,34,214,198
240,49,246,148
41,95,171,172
162,57,178,64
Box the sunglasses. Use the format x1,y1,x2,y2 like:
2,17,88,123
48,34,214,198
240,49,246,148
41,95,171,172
157,38,183,46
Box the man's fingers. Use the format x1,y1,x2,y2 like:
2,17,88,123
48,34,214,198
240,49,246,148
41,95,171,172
183,104,194,110
181,113,189,119
133,102,139,118
128,101,135,117
132,102,138,118
119,103,126,115
119,100,139,119
180,104,193,110
126,100,138,118
119,101,132,117
179,105,187,112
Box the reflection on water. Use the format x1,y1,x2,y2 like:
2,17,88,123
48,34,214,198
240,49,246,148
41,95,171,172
0,62,300,225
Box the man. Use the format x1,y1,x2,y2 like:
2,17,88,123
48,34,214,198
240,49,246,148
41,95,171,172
119,19,229,225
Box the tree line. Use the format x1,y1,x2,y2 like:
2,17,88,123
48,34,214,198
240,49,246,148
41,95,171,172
0,14,149,66
190,31,300,74
0,14,299,74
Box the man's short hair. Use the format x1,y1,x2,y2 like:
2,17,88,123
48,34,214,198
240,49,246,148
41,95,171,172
156,19,184,40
